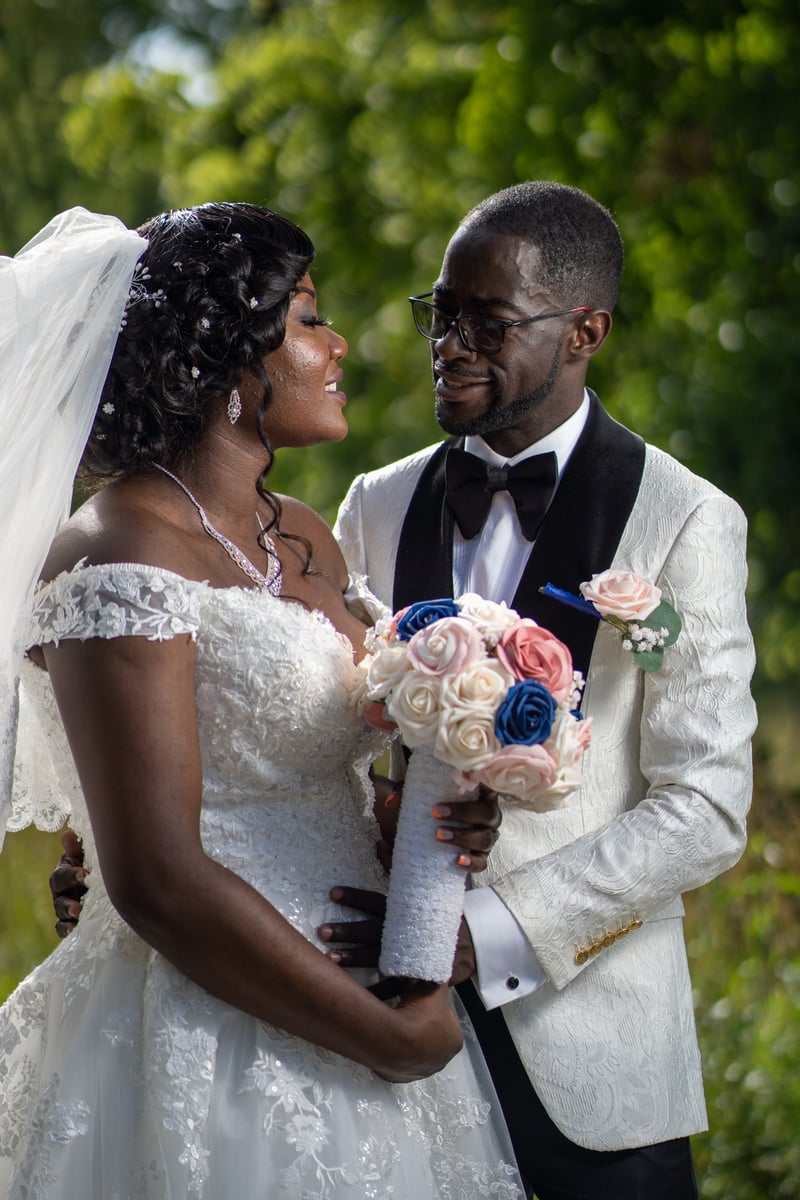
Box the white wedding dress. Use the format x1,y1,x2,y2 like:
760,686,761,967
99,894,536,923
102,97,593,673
0,563,522,1199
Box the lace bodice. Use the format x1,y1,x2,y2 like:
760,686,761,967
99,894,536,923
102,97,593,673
15,563,387,920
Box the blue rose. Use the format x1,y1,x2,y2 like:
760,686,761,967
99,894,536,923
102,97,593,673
495,680,558,746
395,598,461,641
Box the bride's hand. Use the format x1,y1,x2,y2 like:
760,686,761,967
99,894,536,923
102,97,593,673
375,982,464,1082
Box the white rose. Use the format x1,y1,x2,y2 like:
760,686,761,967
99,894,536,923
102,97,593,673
385,671,442,747
434,709,499,772
525,764,583,810
456,593,521,644
545,708,584,769
364,641,411,699
352,661,372,714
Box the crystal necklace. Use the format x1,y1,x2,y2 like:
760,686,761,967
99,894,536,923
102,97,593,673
152,463,282,596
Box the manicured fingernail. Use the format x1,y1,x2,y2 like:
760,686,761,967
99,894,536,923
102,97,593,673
327,952,342,964
432,805,451,818
318,925,332,940
457,854,472,868
385,791,399,808
76,870,87,882
435,828,454,841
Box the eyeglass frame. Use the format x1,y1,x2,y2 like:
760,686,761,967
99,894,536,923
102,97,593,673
408,292,592,355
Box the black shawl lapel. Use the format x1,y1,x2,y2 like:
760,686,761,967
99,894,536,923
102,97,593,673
512,392,645,679
392,439,458,611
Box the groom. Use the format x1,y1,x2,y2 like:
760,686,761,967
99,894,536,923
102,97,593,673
329,182,757,1199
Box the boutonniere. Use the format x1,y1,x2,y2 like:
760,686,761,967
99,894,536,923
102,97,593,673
541,569,682,672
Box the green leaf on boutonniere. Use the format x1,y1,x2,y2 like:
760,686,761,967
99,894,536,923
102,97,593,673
631,646,665,672
642,600,682,646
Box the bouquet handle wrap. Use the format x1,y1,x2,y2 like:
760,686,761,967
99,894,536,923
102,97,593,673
379,746,472,983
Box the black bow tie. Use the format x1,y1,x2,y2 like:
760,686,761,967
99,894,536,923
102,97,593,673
445,446,558,541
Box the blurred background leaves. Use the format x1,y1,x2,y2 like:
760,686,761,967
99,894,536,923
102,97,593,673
1,1,798,1193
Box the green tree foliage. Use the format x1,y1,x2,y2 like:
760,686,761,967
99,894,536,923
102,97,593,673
686,743,800,1195
54,0,800,686
0,0,259,245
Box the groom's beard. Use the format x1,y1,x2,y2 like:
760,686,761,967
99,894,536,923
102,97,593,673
434,336,565,440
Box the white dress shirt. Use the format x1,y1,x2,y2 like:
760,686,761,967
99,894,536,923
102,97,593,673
459,393,590,1009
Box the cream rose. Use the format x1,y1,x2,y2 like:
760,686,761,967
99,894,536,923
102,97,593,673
385,671,443,747
439,658,513,711
407,616,484,676
579,569,661,621
455,593,520,644
364,640,411,699
434,708,499,772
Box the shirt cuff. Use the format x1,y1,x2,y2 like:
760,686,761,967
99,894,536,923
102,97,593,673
462,886,546,1010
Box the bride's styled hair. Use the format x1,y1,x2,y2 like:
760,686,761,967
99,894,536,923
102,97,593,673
83,202,316,480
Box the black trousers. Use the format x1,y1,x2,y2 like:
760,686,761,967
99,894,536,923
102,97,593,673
458,982,699,1200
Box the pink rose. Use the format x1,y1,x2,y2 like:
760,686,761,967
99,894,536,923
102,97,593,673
473,744,561,808
579,570,661,622
575,716,593,757
496,619,574,703
407,617,484,676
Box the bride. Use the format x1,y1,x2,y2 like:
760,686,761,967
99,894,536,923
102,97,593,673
0,204,522,1197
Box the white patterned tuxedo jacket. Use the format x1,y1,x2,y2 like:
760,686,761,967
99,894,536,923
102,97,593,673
334,394,757,1151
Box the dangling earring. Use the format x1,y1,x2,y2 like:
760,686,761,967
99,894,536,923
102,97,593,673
227,388,242,424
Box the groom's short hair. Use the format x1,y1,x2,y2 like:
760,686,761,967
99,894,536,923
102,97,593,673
460,181,624,313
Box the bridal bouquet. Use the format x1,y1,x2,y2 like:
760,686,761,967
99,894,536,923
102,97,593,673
359,594,591,983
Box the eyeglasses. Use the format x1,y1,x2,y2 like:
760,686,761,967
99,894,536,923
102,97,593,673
409,293,591,356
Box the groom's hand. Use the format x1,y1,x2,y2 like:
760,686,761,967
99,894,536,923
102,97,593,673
430,787,502,873
49,829,88,938
372,779,503,873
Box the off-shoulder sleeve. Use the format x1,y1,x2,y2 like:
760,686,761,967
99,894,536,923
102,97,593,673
9,563,203,838
27,561,204,648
